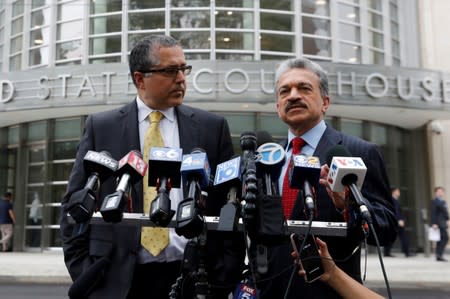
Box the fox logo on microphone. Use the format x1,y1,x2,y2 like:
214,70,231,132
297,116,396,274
327,157,367,192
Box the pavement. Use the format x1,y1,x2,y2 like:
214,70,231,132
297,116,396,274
0,249,449,289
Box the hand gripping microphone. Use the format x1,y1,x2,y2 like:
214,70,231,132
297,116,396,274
215,156,242,232
176,148,211,239
255,131,286,196
326,145,372,223
67,150,118,223
289,155,321,218
148,147,182,226
100,150,147,223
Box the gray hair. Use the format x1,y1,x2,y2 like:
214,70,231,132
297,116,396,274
274,57,329,97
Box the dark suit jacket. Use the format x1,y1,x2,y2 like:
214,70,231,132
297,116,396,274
258,125,397,299
60,102,244,298
431,197,449,229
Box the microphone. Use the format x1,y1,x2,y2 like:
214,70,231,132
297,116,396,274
289,155,321,218
240,132,258,225
255,131,285,196
100,150,147,223
148,147,182,226
176,148,210,238
215,156,242,231
66,150,118,223
326,145,372,222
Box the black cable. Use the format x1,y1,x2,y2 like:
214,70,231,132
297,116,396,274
283,214,314,299
367,221,392,299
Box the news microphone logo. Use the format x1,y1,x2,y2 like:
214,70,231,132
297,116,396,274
327,157,366,192
84,150,119,172
256,142,285,165
214,156,241,185
181,152,211,187
117,150,147,177
290,155,321,189
148,147,182,188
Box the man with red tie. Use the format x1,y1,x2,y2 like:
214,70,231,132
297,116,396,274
257,57,398,299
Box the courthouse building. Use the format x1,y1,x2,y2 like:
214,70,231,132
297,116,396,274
0,0,449,252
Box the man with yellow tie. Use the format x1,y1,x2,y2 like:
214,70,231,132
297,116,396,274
61,35,244,299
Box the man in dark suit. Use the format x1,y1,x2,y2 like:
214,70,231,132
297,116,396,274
431,186,449,262
60,35,244,299
256,57,397,299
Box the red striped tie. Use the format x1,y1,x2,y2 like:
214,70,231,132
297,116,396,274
281,137,305,219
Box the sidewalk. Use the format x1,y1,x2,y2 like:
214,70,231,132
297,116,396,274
0,250,449,288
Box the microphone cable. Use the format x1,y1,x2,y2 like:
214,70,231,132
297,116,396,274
282,213,314,299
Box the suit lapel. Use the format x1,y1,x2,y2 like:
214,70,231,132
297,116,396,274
118,101,143,212
176,105,199,154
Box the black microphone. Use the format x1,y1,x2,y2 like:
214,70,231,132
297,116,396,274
66,150,118,223
100,150,147,223
175,148,210,238
255,131,285,196
240,132,258,225
148,147,182,226
214,155,242,232
289,154,321,218
326,145,372,223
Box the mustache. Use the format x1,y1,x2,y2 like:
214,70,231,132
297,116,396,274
285,100,307,113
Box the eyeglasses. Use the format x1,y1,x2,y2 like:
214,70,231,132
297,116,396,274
139,65,192,78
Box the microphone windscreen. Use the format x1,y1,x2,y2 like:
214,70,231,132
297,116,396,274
240,131,257,151
325,144,351,166
255,130,273,146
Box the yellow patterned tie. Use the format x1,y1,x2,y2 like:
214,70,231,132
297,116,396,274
141,111,169,256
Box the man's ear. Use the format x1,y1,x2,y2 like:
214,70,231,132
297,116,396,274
322,95,330,113
133,72,145,90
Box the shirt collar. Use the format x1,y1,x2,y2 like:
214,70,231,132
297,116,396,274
136,96,175,123
287,120,326,151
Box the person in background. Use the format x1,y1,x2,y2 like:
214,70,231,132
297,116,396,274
60,34,244,299
0,192,16,252
384,187,412,257
431,186,449,262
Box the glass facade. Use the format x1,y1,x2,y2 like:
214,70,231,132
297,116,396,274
0,0,425,252
0,0,401,70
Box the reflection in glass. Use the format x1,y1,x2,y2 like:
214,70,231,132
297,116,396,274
216,10,252,29
171,31,210,50
128,11,165,31
129,0,164,9
216,53,253,61
369,12,383,30
90,15,122,34
28,165,45,183
341,120,363,138
260,0,292,10
339,23,360,42
8,126,19,144
339,43,360,63
29,46,49,66
302,16,330,36
261,12,292,31
52,162,74,181
31,8,51,27
171,11,210,28
302,0,329,16
25,227,42,248
303,36,331,57
57,20,82,40
215,0,253,8
30,27,50,46
57,0,83,21
90,0,122,14
56,40,82,60
261,33,293,52
29,147,45,163
28,121,47,141
12,0,24,17
54,118,81,139
369,50,384,65
185,53,210,60
369,31,384,49
89,35,121,55
90,56,121,64
216,32,253,50
338,4,360,22
52,141,78,160
10,35,22,53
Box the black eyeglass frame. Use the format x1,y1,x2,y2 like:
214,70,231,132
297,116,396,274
138,65,193,77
